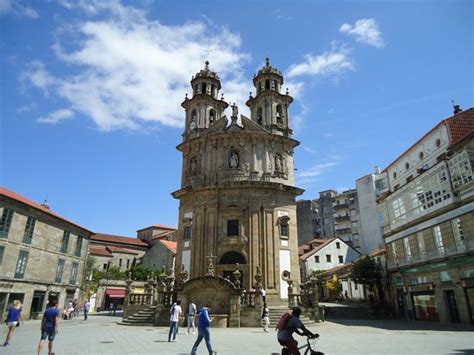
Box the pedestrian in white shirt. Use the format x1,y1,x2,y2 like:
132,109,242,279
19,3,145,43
168,300,182,342
187,301,197,335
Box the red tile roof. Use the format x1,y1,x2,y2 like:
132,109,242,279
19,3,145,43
445,108,474,148
91,233,149,248
106,245,140,255
151,230,176,241
136,224,177,232
300,238,337,261
298,238,326,256
384,107,474,172
89,246,113,257
0,186,93,234
159,239,177,254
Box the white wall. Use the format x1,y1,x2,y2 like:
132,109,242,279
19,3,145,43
279,249,291,299
305,239,360,273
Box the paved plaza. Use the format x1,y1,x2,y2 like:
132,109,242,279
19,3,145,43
1,313,473,355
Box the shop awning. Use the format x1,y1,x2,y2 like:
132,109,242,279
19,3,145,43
105,288,125,298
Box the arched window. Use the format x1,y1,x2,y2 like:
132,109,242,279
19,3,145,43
211,84,216,98
265,79,270,90
278,215,290,239
257,107,263,125
191,109,197,121
209,109,216,124
276,105,283,125
219,251,246,264
201,83,207,95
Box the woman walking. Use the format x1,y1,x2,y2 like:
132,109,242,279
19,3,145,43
3,300,23,346
262,302,270,332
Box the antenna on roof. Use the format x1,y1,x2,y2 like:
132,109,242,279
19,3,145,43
451,100,462,115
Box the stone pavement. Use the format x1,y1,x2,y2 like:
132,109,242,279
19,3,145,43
1,313,473,354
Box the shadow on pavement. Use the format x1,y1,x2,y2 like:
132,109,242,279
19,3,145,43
326,319,474,332
447,350,474,355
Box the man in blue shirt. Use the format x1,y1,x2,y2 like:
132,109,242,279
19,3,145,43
190,304,217,355
37,299,60,355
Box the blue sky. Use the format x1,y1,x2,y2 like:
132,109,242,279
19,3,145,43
1,0,473,237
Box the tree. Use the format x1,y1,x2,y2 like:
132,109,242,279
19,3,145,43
351,256,383,301
130,265,154,281
325,275,342,301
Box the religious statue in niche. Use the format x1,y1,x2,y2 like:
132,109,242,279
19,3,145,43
189,157,198,175
229,150,239,169
275,154,284,172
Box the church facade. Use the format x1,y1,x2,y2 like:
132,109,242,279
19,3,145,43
172,59,304,304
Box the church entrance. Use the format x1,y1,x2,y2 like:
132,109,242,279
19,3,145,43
218,251,246,288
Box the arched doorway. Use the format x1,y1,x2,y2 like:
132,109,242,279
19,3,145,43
219,252,246,287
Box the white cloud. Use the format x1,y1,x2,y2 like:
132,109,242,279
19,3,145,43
303,146,317,154
0,0,39,18
22,1,250,131
339,18,385,48
297,162,337,179
286,43,354,79
38,109,75,124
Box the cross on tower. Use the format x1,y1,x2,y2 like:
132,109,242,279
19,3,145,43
204,45,213,60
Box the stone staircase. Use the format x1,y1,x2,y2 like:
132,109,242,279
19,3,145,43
120,305,156,326
268,306,315,328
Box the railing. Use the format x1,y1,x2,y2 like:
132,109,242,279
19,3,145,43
335,215,350,222
387,239,474,269
128,293,153,306
241,290,261,307
333,203,349,209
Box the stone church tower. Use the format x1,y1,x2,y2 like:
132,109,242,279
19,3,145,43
172,59,304,304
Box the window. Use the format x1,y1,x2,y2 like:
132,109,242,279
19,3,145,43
391,242,398,261
75,235,83,257
451,218,465,248
405,162,410,170
419,151,424,160
336,242,340,249
433,225,444,254
61,231,70,253
15,250,29,279
393,172,397,179
403,237,412,260
55,259,65,283
103,263,108,270
119,258,122,267
126,259,130,269
326,254,331,262
354,283,358,290
183,226,192,240
280,224,289,238
0,245,4,264
338,256,343,263
70,262,78,284
227,220,239,236
435,138,441,147
417,232,425,256
0,208,14,238
440,271,451,282
314,255,320,263
22,216,36,244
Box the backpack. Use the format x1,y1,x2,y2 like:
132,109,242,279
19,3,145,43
275,312,293,330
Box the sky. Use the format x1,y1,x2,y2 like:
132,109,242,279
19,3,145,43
1,0,473,237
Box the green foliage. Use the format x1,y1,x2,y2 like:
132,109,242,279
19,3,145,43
130,265,167,281
351,256,382,286
92,265,126,281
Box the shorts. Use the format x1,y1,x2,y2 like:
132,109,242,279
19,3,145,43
41,328,56,341
7,321,18,327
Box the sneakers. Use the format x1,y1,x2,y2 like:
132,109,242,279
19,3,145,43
3,342,9,346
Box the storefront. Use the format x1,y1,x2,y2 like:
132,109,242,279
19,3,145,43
411,290,439,321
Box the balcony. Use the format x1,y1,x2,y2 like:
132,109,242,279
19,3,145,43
335,228,352,235
387,239,474,270
335,215,350,222
333,203,349,209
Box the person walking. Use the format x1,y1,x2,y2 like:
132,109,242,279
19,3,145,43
168,300,182,342
84,299,91,320
191,304,217,355
261,302,270,332
187,300,197,335
3,300,22,346
37,299,60,355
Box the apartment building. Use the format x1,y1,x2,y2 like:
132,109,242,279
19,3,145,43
378,106,474,324
0,187,93,320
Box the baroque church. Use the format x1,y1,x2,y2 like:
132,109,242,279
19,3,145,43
172,59,303,304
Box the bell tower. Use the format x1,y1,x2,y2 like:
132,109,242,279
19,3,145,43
181,61,228,139
246,57,294,137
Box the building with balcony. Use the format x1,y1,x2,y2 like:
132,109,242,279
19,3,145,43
378,106,474,324
0,187,93,320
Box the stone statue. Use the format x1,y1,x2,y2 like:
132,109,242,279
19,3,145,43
229,151,239,169
231,103,238,117
275,154,283,172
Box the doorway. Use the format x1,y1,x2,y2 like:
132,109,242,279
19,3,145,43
444,290,460,323
30,291,46,319
396,289,406,318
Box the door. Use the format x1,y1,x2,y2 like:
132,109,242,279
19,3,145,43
30,291,46,319
445,290,460,323
396,289,406,318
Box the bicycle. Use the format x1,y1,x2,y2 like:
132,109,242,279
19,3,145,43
281,335,324,355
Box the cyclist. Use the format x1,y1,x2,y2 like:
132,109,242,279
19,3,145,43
277,306,318,355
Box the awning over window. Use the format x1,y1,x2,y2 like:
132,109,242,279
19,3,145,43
105,288,125,298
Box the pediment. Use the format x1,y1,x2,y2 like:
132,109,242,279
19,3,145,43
203,116,228,135
240,115,270,133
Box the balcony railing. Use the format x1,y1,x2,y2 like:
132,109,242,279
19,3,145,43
387,239,474,269
335,215,350,222
333,203,349,209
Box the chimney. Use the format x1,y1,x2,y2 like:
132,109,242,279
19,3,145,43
374,166,381,174
40,200,50,209
453,105,462,115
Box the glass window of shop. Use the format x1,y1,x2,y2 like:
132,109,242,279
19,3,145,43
412,292,440,321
